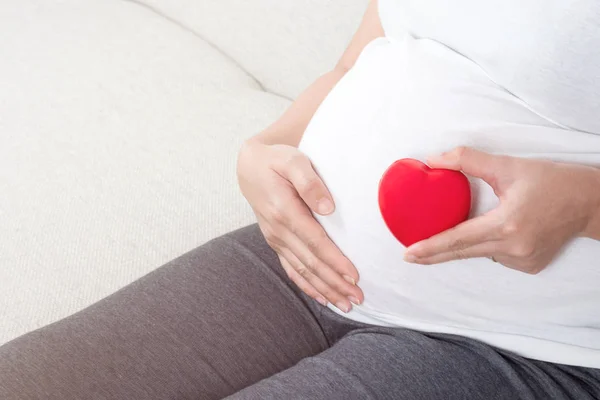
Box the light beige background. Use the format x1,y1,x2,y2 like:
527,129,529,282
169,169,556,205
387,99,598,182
0,0,368,344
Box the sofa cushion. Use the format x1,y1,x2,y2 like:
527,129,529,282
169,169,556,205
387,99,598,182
136,0,368,99
0,0,292,344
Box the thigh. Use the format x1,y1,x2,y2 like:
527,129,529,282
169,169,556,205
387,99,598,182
227,326,600,400
0,225,329,400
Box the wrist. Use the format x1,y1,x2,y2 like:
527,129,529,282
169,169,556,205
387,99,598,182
241,137,264,151
237,139,263,176
252,126,303,147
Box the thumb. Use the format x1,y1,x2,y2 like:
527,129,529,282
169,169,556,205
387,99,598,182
280,155,335,216
427,146,500,185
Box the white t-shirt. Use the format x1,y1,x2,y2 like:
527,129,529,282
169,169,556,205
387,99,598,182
298,0,600,368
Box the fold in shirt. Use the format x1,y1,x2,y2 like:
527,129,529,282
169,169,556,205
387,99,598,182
299,33,600,369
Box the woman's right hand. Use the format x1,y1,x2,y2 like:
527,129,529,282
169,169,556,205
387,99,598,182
237,139,363,312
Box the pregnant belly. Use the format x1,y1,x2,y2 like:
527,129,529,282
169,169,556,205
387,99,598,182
299,36,600,350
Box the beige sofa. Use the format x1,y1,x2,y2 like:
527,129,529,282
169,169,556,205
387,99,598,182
0,0,367,344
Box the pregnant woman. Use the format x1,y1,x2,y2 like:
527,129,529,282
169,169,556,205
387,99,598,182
2,1,600,399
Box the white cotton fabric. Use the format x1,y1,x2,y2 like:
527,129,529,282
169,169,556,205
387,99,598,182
299,1,600,368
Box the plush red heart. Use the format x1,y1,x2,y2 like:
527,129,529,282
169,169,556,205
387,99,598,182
378,159,471,247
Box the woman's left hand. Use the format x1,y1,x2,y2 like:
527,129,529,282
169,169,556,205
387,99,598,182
404,147,600,274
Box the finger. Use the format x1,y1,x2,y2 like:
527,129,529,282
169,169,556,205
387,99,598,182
286,202,360,285
492,255,518,270
278,153,335,215
279,246,355,313
277,254,328,307
408,241,502,265
260,197,363,307
405,214,501,260
259,196,359,286
484,253,534,273
284,231,363,306
427,146,504,186
256,214,287,249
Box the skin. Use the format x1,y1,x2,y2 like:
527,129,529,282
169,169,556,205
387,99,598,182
238,0,384,312
239,1,600,309
404,147,600,273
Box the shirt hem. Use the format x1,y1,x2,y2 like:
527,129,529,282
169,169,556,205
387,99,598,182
328,304,600,369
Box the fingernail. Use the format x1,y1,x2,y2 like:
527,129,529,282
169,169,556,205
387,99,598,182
317,198,334,215
404,254,418,263
348,296,361,305
335,302,351,313
316,297,328,307
343,275,356,285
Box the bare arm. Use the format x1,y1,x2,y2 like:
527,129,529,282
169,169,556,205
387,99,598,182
583,169,600,241
249,0,384,147
237,1,385,311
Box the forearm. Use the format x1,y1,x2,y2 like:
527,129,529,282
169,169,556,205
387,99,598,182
584,168,600,241
247,0,383,148
250,67,348,147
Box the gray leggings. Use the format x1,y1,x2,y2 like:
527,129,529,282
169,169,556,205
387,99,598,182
1,225,599,400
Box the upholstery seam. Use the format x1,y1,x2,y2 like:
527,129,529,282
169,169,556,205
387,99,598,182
122,0,293,102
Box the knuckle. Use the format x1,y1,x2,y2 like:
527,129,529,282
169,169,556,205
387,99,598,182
306,232,328,254
296,265,311,279
501,221,520,236
449,238,468,251
297,177,321,196
303,255,319,272
454,146,468,159
287,221,303,237
453,249,469,260
268,205,287,224
511,242,536,259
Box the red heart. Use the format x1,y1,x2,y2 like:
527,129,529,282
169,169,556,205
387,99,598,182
378,159,471,247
